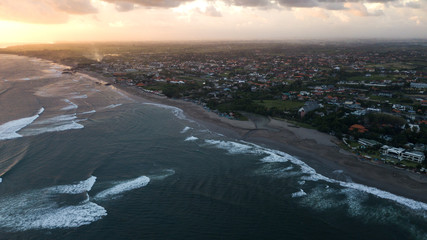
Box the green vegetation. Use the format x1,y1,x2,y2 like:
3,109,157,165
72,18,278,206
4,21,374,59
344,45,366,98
254,100,304,112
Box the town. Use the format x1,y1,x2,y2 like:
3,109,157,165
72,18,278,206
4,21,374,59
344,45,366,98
2,41,427,172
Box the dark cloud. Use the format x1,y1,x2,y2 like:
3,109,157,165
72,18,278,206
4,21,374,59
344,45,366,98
100,0,423,12
223,0,271,7
0,0,97,24
52,0,98,14
204,5,222,17
101,0,194,8
277,0,319,8
114,1,136,12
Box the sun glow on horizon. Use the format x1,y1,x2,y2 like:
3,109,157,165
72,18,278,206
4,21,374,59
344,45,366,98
0,0,426,43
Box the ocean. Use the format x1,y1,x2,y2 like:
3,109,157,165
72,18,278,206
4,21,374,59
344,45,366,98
0,54,427,240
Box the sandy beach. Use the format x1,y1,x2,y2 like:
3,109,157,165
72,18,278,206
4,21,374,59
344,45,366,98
78,70,427,203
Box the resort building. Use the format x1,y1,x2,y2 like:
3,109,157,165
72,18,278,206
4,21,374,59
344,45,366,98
381,146,425,163
380,145,405,160
400,151,425,163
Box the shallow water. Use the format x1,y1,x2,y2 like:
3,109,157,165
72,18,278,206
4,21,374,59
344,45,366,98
1,55,427,240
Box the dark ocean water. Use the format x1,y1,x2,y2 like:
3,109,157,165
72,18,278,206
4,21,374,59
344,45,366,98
1,55,427,240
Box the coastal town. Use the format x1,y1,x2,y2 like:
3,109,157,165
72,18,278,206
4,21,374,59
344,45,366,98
2,41,427,172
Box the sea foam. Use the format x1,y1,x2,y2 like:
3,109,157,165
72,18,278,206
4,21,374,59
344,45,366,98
94,176,150,201
0,108,44,141
143,103,193,122
205,138,427,211
292,189,307,198
79,110,96,115
185,136,198,141
0,176,106,231
181,126,191,133
49,176,97,194
61,99,78,111
71,94,88,99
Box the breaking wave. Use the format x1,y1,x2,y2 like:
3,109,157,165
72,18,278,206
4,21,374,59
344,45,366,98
292,189,307,198
205,138,427,211
143,103,193,122
185,136,198,141
104,104,122,109
71,94,88,99
21,113,84,136
181,126,191,133
49,176,97,194
94,176,150,201
79,110,96,115
61,99,78,111
0,108,44,141
0,176,106,231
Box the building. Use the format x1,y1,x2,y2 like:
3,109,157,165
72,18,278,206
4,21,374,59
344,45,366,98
298,101,320,118
410,82,427,89
358,138,380,147
380,145,405,159
400,151,425,163
381,146,425,163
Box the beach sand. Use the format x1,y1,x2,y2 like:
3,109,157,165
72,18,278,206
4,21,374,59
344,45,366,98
80,71,427,203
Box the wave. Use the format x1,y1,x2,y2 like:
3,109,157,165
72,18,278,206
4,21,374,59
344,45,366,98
79,110,96,115
104,104,122,109
0,108,44,141
0,176,106,231
143,103,193,122
22,122,84,136
185,136,198,141
292,189,307,198
204,139,264,155
71,94,88,99
61,99,78,111
205,138,427,211
49,176,97,194
22,113,85,136
149,169,176,181
34,114,77,125
93,176,150,201
181,126,191,133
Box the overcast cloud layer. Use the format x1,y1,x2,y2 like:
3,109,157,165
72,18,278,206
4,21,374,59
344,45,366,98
0,0,424,23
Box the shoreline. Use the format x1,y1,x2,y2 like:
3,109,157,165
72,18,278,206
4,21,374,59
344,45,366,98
79,69,427,204
3,52,426,204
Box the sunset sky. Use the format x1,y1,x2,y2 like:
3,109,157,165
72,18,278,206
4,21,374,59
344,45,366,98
0,0,426,43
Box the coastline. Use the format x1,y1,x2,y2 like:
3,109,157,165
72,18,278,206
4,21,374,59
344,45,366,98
2,52,426,204
80,69,427,204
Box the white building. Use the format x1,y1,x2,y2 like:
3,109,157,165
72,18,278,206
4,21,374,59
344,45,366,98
400,151,425,163
381,145,405,159
381,145,425,163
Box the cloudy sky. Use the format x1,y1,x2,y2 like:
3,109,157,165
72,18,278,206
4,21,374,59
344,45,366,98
0,0,426,43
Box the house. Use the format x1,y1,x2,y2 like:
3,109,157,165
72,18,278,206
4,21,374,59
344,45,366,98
400,151,425,163
381,145,405,159
410,83,427,89
358,138,380,147
298,101,320,118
